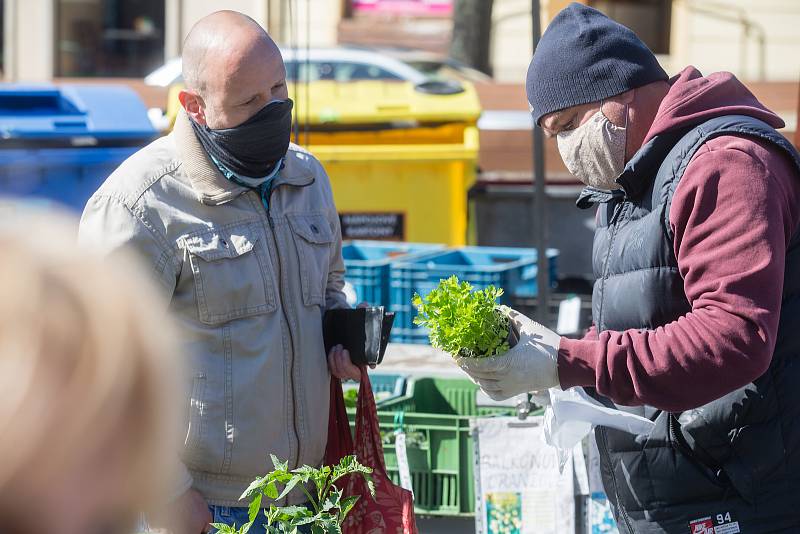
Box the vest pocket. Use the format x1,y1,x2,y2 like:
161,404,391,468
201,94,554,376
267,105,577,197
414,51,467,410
183,223,276,324
287,213,334,307
666,413,756,502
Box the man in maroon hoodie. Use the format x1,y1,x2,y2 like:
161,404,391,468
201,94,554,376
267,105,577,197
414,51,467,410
458,4,800,533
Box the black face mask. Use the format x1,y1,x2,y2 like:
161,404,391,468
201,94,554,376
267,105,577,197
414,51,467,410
190,98,294,178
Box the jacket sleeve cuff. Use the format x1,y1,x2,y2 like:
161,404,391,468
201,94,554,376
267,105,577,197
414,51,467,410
557,336,599,389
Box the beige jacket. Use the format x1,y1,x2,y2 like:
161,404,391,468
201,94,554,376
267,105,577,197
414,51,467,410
79,111,348,506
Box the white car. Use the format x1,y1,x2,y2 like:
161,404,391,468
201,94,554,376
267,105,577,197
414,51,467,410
144,46,467,130
145,47,434,87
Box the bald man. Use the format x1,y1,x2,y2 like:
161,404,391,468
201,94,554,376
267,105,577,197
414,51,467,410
80,11,358,534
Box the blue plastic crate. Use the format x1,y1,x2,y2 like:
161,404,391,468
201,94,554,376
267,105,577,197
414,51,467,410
342,241,444,307
389,246,559,344
0,85,156,211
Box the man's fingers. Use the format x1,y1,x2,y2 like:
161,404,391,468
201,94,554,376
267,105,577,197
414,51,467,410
339,349,362,381
457,357,506,379
476,378,502,392
328,345,343,377
476,381,512,401
329,345,361,381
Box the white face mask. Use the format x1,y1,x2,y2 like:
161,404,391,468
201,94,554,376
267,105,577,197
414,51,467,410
557,106,627,190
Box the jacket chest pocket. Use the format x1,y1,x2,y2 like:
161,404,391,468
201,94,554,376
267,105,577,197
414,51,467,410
287,213,334,307
183,223,276,325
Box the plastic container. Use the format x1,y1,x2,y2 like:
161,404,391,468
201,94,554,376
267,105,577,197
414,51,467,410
302,80,481,246
342,241,445,307
348,377,540,517
342,372,408,406
390,246,559,343
0,85,156,211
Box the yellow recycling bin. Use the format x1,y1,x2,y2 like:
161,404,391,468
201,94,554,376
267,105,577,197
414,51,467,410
296,80,481,246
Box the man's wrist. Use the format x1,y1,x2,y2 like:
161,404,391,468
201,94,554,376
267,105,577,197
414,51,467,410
557,336,598,389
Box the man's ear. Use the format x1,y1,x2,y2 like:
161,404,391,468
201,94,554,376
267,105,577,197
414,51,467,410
178,90,207,126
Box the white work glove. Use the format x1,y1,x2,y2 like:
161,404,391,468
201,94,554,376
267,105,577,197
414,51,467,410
457,307,561,401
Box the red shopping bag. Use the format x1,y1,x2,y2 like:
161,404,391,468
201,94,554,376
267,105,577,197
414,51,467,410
325,367,418,534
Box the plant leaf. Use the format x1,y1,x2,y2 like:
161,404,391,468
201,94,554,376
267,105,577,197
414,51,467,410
248,493,263,523
339,495,360,520
240,476,266,500
275,474,304,501
264,480,279,500
271,454,289,472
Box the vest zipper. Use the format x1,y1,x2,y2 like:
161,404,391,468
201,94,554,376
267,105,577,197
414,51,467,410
597,201,627,330
597,427,635,534
260,185,302,472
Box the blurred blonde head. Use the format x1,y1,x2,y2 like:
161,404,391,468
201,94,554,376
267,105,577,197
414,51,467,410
0,202,183,534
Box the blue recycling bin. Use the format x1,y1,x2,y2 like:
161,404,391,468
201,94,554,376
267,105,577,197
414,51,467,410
0,85,156,211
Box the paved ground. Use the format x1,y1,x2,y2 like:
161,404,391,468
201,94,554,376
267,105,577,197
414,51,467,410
379,343,463,378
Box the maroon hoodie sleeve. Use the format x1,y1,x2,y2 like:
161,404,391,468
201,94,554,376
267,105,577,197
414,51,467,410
557,136,800,411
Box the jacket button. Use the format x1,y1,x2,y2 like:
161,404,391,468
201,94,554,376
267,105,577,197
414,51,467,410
311,225,319,234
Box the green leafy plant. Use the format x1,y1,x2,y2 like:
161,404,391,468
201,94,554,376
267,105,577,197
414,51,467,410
211,454,374,534
343,388,359,409
412,276,511,359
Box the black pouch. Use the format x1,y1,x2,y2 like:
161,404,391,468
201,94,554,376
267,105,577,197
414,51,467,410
323,307,395,366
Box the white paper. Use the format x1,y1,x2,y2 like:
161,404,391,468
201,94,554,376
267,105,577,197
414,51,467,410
556,296,582,335
394,431,414,499
474,417,575,534
544,387,655,451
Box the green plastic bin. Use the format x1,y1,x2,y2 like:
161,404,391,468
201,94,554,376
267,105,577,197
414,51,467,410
342,372,408,406
348,377,541,517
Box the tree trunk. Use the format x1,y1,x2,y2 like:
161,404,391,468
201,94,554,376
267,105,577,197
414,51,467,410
449,0,495,76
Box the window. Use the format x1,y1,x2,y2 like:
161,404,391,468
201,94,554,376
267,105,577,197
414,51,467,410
589,0,671,55
55,0,165,77
286,60,404,82
340,62,403,81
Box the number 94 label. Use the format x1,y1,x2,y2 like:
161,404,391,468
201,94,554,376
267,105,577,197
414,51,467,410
689,512,740,534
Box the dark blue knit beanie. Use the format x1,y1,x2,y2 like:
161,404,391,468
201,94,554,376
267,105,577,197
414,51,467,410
527,2,668,125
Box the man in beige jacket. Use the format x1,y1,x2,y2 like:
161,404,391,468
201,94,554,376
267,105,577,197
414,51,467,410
79,11,359,534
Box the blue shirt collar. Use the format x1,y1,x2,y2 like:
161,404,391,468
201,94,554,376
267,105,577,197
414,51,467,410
209,155,284,189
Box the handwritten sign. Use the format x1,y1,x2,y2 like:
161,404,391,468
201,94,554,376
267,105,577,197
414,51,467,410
474,417,575,534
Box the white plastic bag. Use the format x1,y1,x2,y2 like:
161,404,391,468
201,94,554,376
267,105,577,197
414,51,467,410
543,387,656,472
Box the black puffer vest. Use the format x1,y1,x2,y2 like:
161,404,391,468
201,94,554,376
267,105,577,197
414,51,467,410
579,115,800,534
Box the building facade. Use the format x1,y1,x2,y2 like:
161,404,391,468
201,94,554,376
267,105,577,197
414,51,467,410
491,0,800,83
1,0,342,81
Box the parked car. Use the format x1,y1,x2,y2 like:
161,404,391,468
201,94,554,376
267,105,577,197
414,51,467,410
144,47,469,131
363,47,492,83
